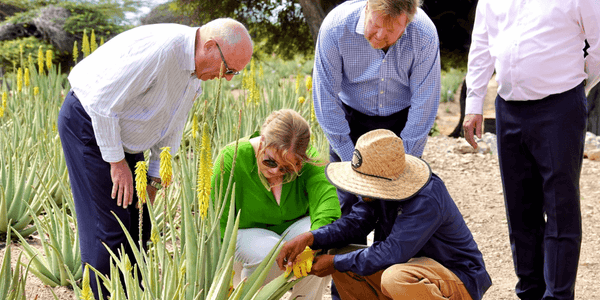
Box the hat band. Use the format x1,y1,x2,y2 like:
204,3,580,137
353,169,393,181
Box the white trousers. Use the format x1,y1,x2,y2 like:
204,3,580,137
234,216,329,300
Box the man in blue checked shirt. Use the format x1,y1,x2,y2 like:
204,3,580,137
313,0,441,229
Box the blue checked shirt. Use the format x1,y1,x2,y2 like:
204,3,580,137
313,0,441,161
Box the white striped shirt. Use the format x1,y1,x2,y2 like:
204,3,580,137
68,24,202,177
313,0,441,161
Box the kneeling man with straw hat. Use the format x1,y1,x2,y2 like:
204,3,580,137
277,129,492,300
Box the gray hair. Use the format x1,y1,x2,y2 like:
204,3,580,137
201,18,253,48
368,0,422,22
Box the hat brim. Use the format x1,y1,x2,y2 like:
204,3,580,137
325,155,432,201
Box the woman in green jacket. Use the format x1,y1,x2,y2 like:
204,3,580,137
211,109,341,299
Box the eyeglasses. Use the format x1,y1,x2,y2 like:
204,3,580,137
215,42,240,76
262,157,301,174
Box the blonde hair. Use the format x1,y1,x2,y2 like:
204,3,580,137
258,109,320,169
368,0,421,23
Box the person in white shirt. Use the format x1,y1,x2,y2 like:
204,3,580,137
57,18,252,299
463,1,600,299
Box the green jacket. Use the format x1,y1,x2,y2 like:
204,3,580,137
211,132,341,238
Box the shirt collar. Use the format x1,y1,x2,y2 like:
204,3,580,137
356,4,367,35
185,27,200,72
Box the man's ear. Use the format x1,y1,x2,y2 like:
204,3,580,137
204,39,217,51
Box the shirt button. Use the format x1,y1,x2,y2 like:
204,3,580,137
380,104,383,108
382,59,386,63
380,91,384,94
381,78,384,81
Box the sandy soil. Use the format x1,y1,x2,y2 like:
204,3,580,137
1,77,599,299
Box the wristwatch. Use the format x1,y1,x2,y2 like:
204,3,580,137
148,177,162,190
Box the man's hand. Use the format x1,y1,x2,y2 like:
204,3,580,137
110,159,133,209
463,114,483,149
277,232,314,271
309,254,336,277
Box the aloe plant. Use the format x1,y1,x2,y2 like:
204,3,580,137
0,228,29,300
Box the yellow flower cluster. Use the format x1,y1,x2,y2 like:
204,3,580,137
135,161,148,204
90,29,98,53
197,122,213,219
295,70,302,95
0,92,6,118
17,68,23,92
242,60,260,105
34,87,39,96
82,29,91,58
306,75,312,91
159,147,173,188
192,114,198,139
284,246,316,279
24,68,30,87
38,46,44,74
81,264,93,300
28,53,33,67
46,50,53,71
298,96,306,104
73,41,79,63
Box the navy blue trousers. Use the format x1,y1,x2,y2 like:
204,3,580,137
496,83,586,300
58,91,150,299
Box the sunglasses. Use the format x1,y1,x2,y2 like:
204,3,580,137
262,157,301,174
215,42,240,76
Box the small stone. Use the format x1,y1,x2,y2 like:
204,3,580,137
588,149,600,161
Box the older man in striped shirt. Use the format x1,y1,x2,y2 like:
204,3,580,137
58,18,252,299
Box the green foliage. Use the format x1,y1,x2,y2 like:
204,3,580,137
173,0,314,60
0,37,55,73
60,1,130,41
440,68,465,103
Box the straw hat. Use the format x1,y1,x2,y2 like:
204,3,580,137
325,129,432,201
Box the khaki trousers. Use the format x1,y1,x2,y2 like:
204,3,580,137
332,257,472,300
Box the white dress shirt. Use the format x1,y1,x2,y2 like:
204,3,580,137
68,24,202,177
466,0,600,115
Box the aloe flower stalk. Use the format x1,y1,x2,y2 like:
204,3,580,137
298,96,306,104
135,161,148,204
17,68,23,92
33,87,39,96
24,68,30,87
90,29,98,53
46,50,53,71
27,53,33,68
159,147,173,188
81,264,93,300
197,122,212,219
73,41,79,63
295,71,302,95
306,75,312,91
38,46,44,74
82,29,90,58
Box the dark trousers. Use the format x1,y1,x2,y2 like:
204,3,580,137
58,91,150,299
496,83,586,300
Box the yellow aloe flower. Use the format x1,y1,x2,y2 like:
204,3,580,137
46,50,53,71
81,264,93,300
284,246,316,279
298,96,306,104
90,29,98,53
82,29,91,58
28,53,33,67
197,122,212,219
73,41,79,63
0,106,4,118
192,114,198,139
38,46,44,74
159,146,173,188
150,227,160,246
310,101,316,123
135,161,148,204
33,86,39,96
306,75,312,91
24,68,30,87
17,68,23,92
100,36,104,46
